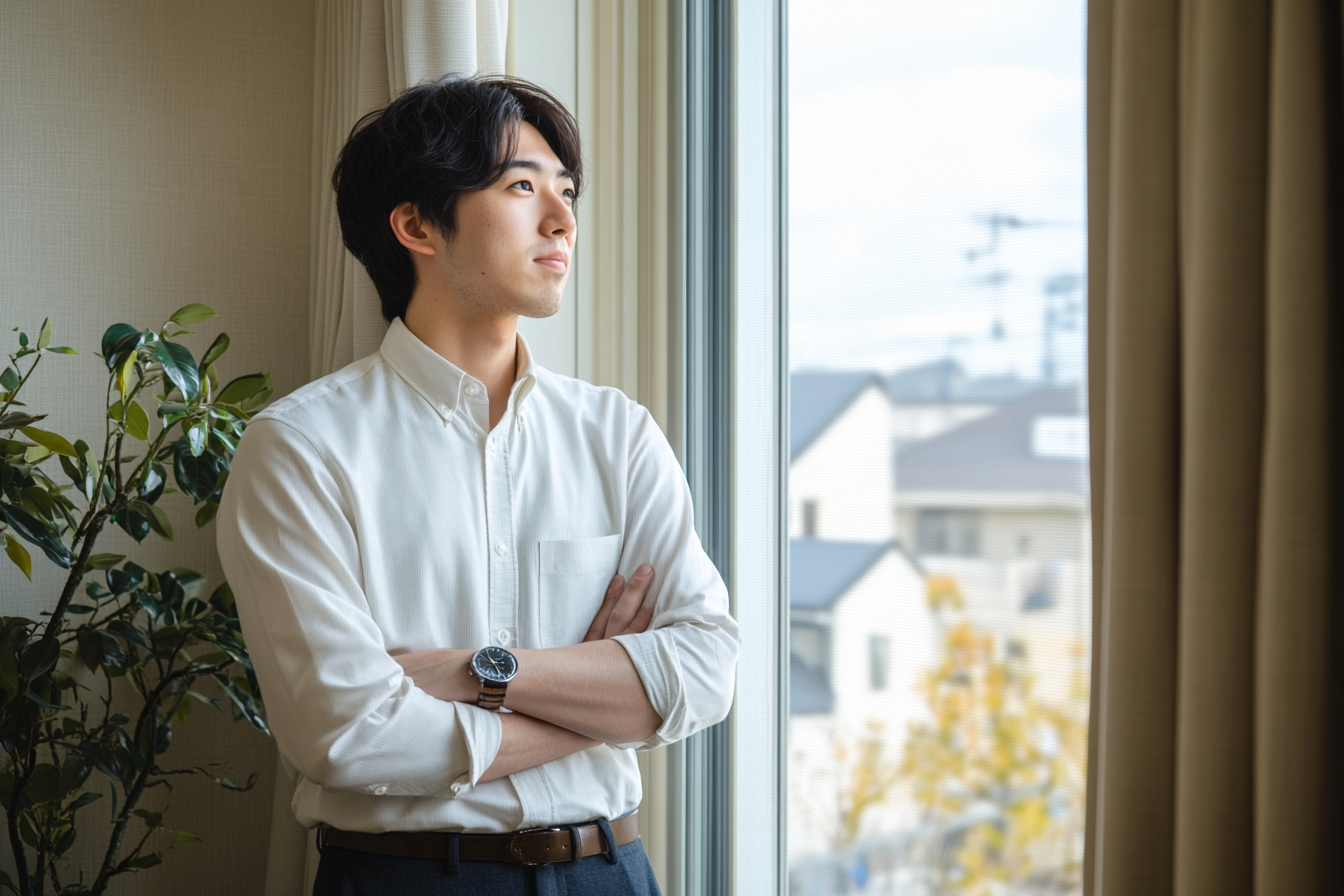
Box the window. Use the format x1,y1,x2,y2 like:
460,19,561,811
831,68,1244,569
914,508,982,557
801,499,818,537
868,634,889,691
785,2,1090,893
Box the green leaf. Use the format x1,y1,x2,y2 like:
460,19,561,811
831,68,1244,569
187,419,207,456
0,368,18,391
154,340,200,401
218,674,270,734
171,830,203,848
125,853,164,870
173,437,226,503
194,501,219,528
53,825,76,857
0,652,18,697
45,346,77,355
19,637,60,679
215,372,269,408
168,303,217,327
37,318,52,350
199,332,230,373
18,426,77,458
0,868,16,894
86,552,126,570
0,411,42,429
26,763,61,802
133,808,164,829
67,791,102,812
75,630,105,671
23,444,50,463
116,351,137,397
107,619,148,649
0,503,72,567
138,501,174,541
100,323,143,370
17,332,27,348
125,400,150,441
58,752,91,798
4,534,31,580
59,453,81,486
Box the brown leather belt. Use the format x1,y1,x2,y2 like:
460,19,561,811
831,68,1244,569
318,812,639,865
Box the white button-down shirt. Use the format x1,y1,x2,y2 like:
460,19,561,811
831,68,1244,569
217,318,738,833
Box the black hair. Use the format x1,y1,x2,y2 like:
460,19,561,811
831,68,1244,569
332,76,583,322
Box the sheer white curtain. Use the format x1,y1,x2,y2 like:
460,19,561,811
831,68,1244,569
307,0,508,381
265,4,507,894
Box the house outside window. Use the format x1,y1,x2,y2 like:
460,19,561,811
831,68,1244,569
786,1,1090,893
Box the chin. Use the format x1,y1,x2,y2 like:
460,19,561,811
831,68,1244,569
516,291,564,320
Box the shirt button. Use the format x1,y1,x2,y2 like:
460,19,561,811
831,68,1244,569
373,785,388,796
494,541,509,556
439,404,449,413
497,629,512,645
464,382,482,397
388,675,401,688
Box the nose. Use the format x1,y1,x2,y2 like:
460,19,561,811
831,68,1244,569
543,189,576,238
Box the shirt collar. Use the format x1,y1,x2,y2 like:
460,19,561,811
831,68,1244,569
379,317,538,423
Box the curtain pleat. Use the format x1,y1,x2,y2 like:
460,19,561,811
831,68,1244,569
263,5,508,895
1085,0,1341,893
305,0,508,384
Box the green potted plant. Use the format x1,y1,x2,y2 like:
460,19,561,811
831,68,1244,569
0,307,272,895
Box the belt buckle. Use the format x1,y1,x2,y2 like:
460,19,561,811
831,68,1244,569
509,826,563,865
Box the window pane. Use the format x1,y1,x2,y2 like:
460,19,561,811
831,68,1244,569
786,2,1089,893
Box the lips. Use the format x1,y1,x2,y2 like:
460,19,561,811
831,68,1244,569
534,252,568,272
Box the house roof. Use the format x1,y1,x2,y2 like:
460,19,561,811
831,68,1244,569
790,538,897,610
790,370,882,460
896,386,1089,495
884,358,1038,405
790,654,834,714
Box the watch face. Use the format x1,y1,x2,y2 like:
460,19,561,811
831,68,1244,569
472,646,518,682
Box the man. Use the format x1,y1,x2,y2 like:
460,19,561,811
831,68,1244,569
217,77,738,895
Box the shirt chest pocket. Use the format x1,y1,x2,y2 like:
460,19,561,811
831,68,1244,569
538,534,624,648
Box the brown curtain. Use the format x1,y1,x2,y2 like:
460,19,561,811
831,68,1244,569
1085,1,1343,894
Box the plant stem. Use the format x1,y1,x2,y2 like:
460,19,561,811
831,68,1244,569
37,515,104,655
0,350,42,421
6,786,31,896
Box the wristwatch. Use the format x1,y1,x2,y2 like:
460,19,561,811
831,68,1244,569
468,645,519,711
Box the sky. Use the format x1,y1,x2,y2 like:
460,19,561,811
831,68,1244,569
787,0,1087,382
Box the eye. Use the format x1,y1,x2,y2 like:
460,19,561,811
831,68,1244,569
562,187,576,201
511,180,534,193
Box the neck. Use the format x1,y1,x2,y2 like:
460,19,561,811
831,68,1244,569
402,292,519,425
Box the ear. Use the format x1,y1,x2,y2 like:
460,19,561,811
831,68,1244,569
389,202,438,257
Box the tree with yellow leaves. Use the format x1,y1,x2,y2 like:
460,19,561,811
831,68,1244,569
900,576,1088,895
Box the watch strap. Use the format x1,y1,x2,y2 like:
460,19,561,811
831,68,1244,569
476,681,507,711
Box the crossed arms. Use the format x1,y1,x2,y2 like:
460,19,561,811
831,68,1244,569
393,565,663,782
217,406,739,799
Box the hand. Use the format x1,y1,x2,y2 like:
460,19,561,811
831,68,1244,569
583,564,656,642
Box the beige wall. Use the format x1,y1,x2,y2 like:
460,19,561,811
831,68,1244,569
1,2,315,892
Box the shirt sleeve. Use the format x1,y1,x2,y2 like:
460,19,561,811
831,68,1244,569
216,417,502,797
611,404,740,750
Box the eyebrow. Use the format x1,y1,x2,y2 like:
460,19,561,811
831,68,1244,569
501,158,575,182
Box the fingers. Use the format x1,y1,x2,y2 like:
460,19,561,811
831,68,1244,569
627,603,655,636
605,563,655,638
583,574,625,642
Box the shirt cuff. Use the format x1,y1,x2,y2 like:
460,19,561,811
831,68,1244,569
447,701,503,796
612,630,688,750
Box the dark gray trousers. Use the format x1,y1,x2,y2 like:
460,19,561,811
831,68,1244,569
312,838,661,896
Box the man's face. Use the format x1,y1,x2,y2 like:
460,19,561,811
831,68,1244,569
429,122,577,320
